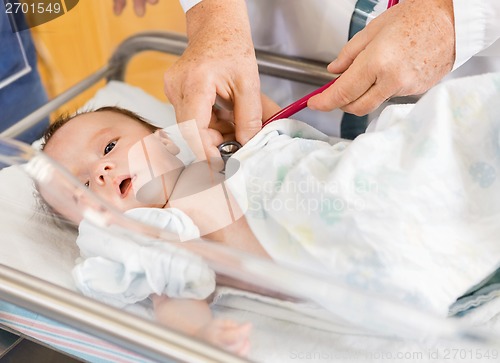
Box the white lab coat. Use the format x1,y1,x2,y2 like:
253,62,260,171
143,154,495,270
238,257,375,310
180,0,500,136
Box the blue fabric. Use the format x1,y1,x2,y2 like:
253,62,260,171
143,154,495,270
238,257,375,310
340,0,379,139
450,269,500,316
0,8,49,143
349,0,378,38
0,300,161,362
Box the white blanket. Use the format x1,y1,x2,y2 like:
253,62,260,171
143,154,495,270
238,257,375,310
73,207,214,309
228,72,500,318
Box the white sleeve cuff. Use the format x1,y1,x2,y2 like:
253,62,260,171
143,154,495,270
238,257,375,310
179,0,202,13
453,0,500,69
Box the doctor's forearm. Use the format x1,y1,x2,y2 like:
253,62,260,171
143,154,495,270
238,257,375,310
185,0,252,44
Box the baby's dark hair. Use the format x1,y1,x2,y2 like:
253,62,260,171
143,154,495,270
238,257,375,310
40,106,158,150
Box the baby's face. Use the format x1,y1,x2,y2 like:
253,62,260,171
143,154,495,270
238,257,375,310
43,111,184,215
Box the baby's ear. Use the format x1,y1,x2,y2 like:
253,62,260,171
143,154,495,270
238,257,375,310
154,129,181,155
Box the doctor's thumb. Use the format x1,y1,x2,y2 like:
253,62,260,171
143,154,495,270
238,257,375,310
232,96,263,145
235,119,262,145
327,58,350,75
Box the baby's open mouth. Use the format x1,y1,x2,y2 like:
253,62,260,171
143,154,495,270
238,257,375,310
119,178,132,196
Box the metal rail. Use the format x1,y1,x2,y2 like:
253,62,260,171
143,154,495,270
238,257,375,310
0,31,333,139
0,65,114,139
106,31,334,86
0,264,249,363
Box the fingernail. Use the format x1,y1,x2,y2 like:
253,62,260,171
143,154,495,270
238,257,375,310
135,6,145,16
307,96,318,110
327,59,339,72
237,122,261,145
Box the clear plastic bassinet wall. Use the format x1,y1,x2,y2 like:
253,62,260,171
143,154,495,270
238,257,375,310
0,122,500,363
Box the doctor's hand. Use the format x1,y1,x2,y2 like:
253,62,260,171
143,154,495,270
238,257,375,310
112,0,158,16
308,0,455,116
163,0,262,161
208,93,281,146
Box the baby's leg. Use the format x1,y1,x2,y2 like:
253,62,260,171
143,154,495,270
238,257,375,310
197,318,252,356
151,295,251,356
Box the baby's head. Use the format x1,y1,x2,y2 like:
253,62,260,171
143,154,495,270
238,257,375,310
40,106,185,220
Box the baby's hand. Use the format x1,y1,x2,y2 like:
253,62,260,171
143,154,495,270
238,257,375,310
196,319,252,356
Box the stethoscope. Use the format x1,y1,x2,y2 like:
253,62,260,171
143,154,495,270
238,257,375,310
218,140,242,174
218,140,242,161
218,0,399,168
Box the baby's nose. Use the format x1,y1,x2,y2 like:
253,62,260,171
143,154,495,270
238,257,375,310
94,162,114,185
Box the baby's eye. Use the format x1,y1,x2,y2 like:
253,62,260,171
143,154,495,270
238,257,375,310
84,181,89,188
104,140,117,155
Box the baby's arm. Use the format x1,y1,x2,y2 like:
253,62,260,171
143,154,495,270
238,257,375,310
150,295,251,356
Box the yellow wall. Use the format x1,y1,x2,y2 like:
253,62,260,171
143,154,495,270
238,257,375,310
31,0,186,119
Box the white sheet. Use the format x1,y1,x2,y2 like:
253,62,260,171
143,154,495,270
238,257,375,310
229,72,500,318
0,165,78,289
74,207,214,307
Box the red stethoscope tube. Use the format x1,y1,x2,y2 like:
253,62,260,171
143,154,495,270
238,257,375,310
387,0,399,8
262,0,399,127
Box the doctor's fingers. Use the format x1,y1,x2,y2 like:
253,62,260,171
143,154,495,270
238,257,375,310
173,95,221,162
232,85,262,146
340,80,401,116
308,22,419,115
307,53,380,114
209,110,236,143
112,0,125,15
112,0,158,16
163,65,222,161
326,19,383,75
326,0,402,75
210,110,236,134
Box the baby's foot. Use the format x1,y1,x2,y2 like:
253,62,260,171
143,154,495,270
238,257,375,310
197,319,252,356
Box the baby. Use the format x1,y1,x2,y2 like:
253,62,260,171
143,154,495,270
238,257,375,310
39,105,276,356
37,72,500,355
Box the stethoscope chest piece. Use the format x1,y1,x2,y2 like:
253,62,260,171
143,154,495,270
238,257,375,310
218,141,242,174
